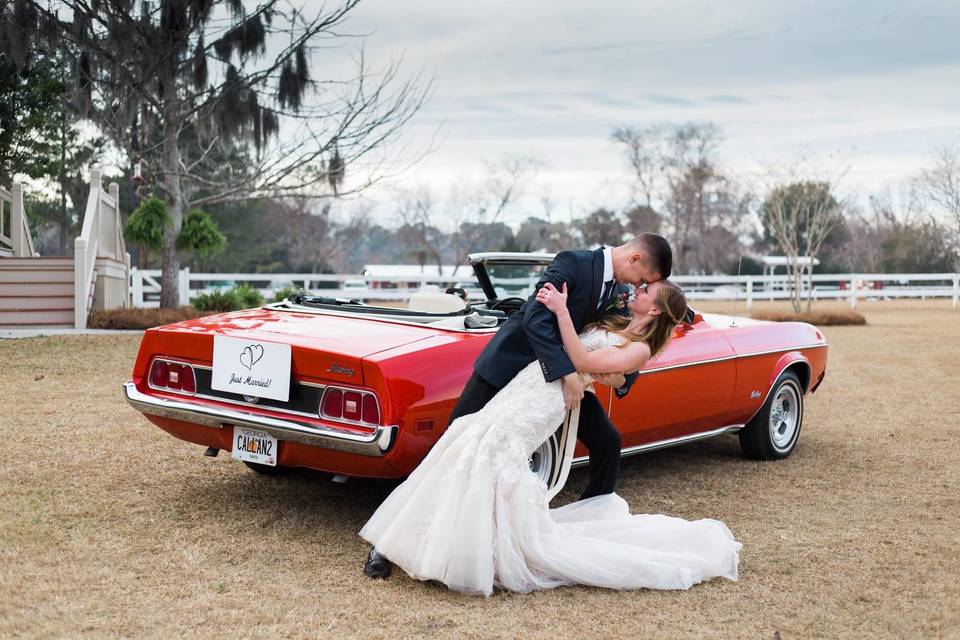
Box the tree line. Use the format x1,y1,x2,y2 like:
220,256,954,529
2,3,958,313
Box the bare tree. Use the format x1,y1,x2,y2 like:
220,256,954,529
577,208,625,247
446,156,540,273
612,122,749,273
2,1,428,307
611,125,665,208
394,188,445,275
761,156,848,312
624,204,662,236
393,156,539,275
919,146,960,238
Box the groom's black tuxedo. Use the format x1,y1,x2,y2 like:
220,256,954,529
450,247,638,500
475,248,638,393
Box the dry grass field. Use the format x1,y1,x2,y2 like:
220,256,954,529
2,300,959,639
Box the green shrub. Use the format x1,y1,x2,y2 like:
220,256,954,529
271,285,303,303
192,288,242,312
192,284,264,312
233,283,264,308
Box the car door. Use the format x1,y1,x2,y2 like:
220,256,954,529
604,315,738,449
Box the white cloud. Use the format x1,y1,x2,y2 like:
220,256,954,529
317,0,960,221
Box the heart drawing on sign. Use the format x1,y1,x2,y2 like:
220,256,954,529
239,344,264,370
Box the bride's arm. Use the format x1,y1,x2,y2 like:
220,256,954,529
536,283,651,374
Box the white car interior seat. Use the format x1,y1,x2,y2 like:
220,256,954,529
407,291,468,313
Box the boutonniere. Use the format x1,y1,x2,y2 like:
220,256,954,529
606,291,630,312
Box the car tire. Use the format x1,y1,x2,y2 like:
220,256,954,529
243,461,284,476
738,370,804,460
529,427,561,489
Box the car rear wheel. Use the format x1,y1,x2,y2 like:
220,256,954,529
738,370,804,460
529,428,561,489
243,461,284,476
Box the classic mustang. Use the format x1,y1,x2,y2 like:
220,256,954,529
124,253,828,488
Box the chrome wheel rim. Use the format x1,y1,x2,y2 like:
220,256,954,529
769,382,801,451
528,439,554,485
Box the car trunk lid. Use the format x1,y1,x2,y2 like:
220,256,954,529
152,307,441,387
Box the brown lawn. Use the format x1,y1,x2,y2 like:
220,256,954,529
1,300,958,639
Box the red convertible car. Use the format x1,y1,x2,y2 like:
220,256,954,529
124,253,828,488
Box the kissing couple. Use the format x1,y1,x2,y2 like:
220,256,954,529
360,233,741,596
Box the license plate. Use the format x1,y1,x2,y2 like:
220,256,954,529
231,427,278,466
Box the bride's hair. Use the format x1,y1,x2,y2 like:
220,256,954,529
586,280,688,359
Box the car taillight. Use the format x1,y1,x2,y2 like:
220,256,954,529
321,388,343,418
343,391,362,421
150,360,169,387
320,386,381,426
362,394,380,425
148,358,197,396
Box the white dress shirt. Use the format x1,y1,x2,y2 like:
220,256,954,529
597,246,614,309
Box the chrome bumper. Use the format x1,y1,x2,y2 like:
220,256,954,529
123,382,397,457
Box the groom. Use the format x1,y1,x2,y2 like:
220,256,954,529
364,232,673,578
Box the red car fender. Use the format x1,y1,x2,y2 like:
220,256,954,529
769,351,812,394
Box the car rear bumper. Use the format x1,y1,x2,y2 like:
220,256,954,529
123,381,397,457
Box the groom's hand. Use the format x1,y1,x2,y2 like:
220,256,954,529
561,372,585,410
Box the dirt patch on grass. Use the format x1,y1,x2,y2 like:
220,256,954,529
1,300,959,639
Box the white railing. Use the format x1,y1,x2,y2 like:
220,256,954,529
129,269,960,310
0,182,37,257
672,273,960,309
74,167,129,328
128,269,480,307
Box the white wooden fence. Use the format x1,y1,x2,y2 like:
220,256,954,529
130,269,960,309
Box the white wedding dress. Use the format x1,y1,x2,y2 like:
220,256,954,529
359,328,741,596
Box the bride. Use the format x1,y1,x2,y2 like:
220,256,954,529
359,279,741,596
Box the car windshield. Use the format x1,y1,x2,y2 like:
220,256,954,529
485,262,549,299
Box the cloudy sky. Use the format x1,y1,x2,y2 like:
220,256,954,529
329,0,960,222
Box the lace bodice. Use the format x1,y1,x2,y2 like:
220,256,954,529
578,327,626,352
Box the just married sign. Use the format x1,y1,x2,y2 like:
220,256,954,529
211,335,291,402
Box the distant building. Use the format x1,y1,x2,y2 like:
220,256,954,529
761,256,819,277
361,264,475,289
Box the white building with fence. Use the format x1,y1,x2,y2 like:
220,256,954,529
0,168,130,329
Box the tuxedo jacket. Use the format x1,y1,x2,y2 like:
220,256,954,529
474,248,639,397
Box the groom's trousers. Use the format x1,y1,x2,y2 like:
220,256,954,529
448,371,621,501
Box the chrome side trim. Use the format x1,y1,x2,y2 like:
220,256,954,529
123,382,397,457
569,424,744,468
635,343,827,377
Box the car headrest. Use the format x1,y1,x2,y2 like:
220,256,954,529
408,291,468,314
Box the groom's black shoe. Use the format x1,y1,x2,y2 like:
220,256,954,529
363,547,392,579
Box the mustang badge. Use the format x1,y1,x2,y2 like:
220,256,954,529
327,364,356,377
